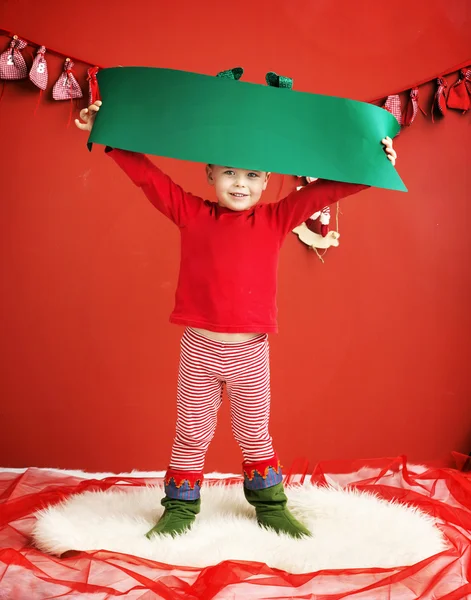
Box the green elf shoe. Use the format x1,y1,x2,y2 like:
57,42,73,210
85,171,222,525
244,482,311,539
145,496,201,539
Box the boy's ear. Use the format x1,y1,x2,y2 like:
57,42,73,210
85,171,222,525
206,164,214,185
263,172,271,190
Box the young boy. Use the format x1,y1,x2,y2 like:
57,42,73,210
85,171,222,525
76,100,397,539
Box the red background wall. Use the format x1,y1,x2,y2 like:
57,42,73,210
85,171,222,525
1,0,470,473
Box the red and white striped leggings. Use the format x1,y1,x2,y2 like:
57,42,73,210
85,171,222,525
169,328,275,471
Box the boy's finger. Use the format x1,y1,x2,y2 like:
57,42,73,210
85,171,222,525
74,119,88,131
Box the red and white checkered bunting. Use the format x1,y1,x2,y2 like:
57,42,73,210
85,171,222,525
402,88,419,126
382,94,402,126
431,77,448,122
0,27,470,137
52,59,83,100
29,46,48,90
447,68,470,113
0,36,28,80
465,68,471,96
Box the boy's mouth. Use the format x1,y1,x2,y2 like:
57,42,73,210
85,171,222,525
230,193,248,198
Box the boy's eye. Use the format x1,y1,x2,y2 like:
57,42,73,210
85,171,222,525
224,170,235,175
248,172,259,178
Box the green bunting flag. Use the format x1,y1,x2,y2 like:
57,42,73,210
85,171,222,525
88,67,406,192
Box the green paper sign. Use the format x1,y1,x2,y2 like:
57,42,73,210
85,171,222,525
88,67,407,192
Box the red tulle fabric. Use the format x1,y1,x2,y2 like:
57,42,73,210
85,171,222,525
0,454,470,599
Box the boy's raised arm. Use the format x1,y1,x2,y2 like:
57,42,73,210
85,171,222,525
104,147,203,227
76,101,203,227
269,180,369,236
268,136,397,236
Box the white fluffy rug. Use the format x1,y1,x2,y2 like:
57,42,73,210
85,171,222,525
33,481,447,573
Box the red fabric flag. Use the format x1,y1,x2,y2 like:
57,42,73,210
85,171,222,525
447,68,470,113
87,66,100,106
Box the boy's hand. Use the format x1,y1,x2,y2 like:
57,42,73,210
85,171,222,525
75,100,102,132
382,136,397,167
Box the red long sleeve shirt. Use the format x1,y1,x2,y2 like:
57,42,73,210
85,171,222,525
108,149,367,333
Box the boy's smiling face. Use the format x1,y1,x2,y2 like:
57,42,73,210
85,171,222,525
206,165,271,211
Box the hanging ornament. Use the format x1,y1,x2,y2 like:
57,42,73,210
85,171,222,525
52,58,83,100
402,87,427,126
446,68,470,113
87,66,100,105
382,94,402,126
431,77,448,123
29,46,48,90
299,177,331,238
0,35,28,80
292,177,339,259
306,206,331,238
292,221,340,255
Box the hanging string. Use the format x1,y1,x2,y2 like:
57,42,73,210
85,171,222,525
368,58,471,104
311,201,341,263
1,27,467,104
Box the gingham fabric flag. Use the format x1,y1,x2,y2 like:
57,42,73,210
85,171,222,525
53,59,83,100
402,88,419,126
382,94,402,125
0,36,27,80
29,46,48,90
431,77,448,122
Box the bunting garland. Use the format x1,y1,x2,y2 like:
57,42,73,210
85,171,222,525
0,29,102,117
0,27,468,129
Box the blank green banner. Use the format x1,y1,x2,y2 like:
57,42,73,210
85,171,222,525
88,67,406,192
